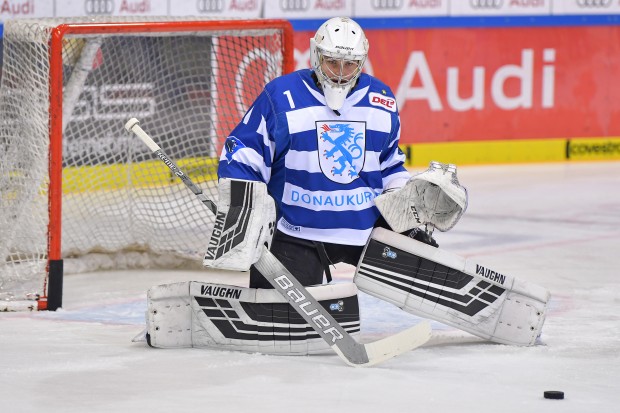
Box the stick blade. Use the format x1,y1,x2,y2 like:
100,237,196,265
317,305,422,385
335,321,432,367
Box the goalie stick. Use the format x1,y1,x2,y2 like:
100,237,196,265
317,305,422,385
125,118,431,367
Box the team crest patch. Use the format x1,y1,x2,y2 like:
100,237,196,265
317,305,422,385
317,121,366,184
224,136,246,163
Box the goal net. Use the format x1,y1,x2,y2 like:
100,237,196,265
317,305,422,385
0,17,293,311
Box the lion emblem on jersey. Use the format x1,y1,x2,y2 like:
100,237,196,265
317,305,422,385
317,121,366,184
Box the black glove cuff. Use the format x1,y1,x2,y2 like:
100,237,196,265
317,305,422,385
407,228,439,248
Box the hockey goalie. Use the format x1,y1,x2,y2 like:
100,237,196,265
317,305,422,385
139,16,549,358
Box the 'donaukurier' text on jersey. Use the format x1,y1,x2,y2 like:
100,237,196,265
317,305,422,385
218,69,409,246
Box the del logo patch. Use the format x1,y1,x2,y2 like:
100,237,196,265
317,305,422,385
369,92,396,112
317,121,366,184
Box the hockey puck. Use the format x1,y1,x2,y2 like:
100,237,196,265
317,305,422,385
544,391,564,400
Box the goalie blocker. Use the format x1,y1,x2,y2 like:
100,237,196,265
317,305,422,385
203,178,276,272
145,281,360,355
354,227,550,346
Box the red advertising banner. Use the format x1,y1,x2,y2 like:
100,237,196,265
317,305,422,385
215,34,288,146
294,26,620,144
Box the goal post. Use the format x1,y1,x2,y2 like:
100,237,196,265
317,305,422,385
0,17,294,311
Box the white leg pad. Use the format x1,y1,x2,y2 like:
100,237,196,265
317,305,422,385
146,281,360,355
354,228,550,346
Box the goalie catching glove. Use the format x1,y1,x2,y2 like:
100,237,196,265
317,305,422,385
203,178,276,272
375,161,468,233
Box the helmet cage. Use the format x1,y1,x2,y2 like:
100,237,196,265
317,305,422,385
315,47,366,89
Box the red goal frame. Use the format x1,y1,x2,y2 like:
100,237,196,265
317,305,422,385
43,20,294,310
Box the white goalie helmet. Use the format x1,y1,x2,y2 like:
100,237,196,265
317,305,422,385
310,17,369,111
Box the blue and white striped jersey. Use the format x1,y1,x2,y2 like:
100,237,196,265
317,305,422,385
218,69,409,246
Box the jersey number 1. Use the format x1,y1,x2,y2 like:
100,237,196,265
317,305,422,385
283,90,295,109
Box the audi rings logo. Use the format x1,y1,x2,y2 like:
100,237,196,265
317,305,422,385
197,0,225,13
85,0,114,14
371,0,403,9
470,0,503,8
280,0,310,12
576,0,612,7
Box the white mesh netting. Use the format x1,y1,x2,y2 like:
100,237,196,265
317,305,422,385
0,17,288,305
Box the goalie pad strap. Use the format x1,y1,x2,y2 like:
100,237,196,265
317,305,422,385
354,228,550,346
146,281,360,355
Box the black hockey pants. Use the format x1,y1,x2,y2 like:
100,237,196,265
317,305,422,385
249,217,437,289
249,229,364,288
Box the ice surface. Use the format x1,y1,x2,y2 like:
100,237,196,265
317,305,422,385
1,162,619,412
